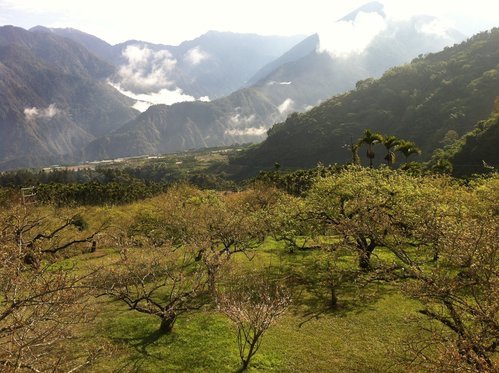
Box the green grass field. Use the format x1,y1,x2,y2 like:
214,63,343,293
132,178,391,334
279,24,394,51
79,240,427,372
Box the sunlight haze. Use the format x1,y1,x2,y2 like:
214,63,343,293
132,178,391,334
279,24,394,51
1,0,497,45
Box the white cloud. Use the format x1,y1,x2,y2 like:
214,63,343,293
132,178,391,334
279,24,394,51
116,45,177,93
230,113,256,126
132,101,154,112
225,126,267,136
267,81,292,86
318,11,387,58
110,82,210,112
416,18,453,38
278,98,295,114
24,103,59,121
184,46,210,65
24,107,39,121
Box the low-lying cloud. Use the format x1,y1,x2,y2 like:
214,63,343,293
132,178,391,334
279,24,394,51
318,5,459,58
225,126,267,137
267,81,292,86
184,46,210,65
278,98,295,114
416,18,454,39
114,44,213,108
318,11,387,57
24,103,60,121
230,113,256,126
117,45,177,93
110,82,209,112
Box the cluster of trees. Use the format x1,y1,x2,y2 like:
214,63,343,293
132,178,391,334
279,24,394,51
0,167,497,371
256,163,342,196
302,168,497,370
0,161,235,206
255,129,423,198
354,130,421,167
429,103,499,176
0,168,164,206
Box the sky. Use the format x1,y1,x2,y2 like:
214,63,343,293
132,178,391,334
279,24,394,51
1,0,498,46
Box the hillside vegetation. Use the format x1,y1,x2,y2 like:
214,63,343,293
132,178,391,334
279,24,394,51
1,8,498,372
0,168,497,372
429,106,499,176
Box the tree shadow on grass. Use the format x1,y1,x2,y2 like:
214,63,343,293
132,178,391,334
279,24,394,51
108,326,176,372
292,281,398,328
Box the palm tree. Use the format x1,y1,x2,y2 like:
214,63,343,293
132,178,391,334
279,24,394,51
382,135,401,167
396,140,422,163
357,130,384,167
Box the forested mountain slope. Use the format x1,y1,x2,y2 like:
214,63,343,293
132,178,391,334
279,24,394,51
429,107,499,176
81,88,280,160
232,29,499,173
0,26,138,171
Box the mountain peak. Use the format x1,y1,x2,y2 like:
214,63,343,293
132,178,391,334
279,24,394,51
29,25,52,33
339,1,385,22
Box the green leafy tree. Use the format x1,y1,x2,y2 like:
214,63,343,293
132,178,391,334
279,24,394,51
392,175,499,371
128,185,267,295
306,167,451,269
262,191,318,253
307,167,403,270
300,247,358,309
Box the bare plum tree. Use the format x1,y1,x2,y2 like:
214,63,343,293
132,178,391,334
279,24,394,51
217,271,290,371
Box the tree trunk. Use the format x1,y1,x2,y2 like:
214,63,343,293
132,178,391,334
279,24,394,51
208,267,217,295
159,315,176,334
432,249,439,262
367,145,375,167
23,252,40,269
240,340,258,371
240,358,250,372
330,286,338,308
357,237,376,271
359,250,372,271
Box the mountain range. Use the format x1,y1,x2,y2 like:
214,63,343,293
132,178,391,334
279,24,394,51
79,6,465,162
31,26,304,100
1,1,493,171
0,25,304,170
